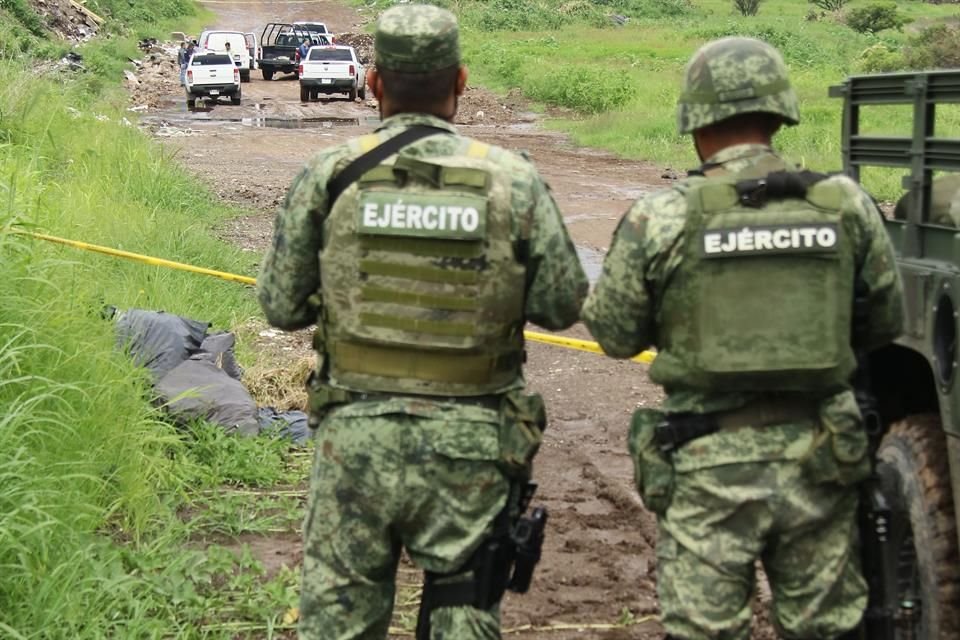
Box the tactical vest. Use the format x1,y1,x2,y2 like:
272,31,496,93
319,138,527,396
648,170,859,393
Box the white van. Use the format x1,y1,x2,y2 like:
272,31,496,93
199,30,258,82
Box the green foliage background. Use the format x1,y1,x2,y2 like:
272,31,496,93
398,0,960,199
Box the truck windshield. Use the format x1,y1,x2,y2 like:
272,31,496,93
308,49,352,62
297,23,328,33
192,54,232,65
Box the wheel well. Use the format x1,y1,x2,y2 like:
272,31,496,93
869,344,940,428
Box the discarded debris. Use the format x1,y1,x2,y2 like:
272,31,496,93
32,0,101,43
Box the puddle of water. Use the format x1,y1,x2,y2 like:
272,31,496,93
239,116,363,129
576,245,604,285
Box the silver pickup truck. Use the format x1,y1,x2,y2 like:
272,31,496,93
298,45,365,102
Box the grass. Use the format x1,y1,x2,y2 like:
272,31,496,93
450,0,960,199
0,1,311,635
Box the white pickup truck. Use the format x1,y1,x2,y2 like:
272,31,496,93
298,45,365,102
198,30,258,83
184,51,241,109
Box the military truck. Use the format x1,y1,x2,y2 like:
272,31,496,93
830,70,960,638
257,23,329,80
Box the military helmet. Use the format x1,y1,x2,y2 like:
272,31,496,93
677,37,800,134
375,4,460,73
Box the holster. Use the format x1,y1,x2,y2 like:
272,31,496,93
415,482,547,640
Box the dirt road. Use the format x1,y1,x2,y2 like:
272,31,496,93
140,2,771,637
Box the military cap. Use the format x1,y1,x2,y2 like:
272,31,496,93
375,4,460,73
677,37,800,134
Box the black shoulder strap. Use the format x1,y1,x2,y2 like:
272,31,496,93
734,169,833,208
327,125,448,205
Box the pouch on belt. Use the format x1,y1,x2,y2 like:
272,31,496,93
628,408,674,516
801,391,871,486
499,390,546,478
306,370,352,428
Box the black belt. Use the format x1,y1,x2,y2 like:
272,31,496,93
654,398,818,454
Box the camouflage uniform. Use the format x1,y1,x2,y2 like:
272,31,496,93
894,174,960,227
257,6,587,639
582,38,903,639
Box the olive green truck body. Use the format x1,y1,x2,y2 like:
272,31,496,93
831,70,960,638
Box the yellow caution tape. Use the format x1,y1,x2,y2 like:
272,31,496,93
15,229,656,364
524,330,656,364
15,230,257,286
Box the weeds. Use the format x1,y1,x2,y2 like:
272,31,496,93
458,0,960,200
0,8,279,635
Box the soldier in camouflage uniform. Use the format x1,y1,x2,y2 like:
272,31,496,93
582,37,903,639
257,5,587,639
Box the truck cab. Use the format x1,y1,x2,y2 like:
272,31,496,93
257,23,329,81
831,70,960,639
198,30,257,83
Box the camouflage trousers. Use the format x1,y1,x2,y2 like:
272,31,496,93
657,422,868,640
299,411,510,640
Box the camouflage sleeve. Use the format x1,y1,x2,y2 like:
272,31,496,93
581,197,657,358
852,189,904,351
257,151,341,331
523,175,588,331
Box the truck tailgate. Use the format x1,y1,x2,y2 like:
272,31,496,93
301,61,352,80
191,66,233,85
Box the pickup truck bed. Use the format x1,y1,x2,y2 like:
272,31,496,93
258,23,329,80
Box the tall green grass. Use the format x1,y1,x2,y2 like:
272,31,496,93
455,0,960,199
0,37,268,636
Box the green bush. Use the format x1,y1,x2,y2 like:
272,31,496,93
87,0,198,25
856,42,906,72
903,23,960,70
470,0,568,31
845,2,908,34
808,0,849,9
733,0,763,17
0,0,45,37
524,62,636,112
588,0,692,19
690,22,860,68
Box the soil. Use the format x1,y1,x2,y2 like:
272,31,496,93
134,1,776,637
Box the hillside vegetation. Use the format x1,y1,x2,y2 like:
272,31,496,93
360,0,960,198
0,2,309,638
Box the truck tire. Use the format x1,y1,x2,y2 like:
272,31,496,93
359,84,366,101
231,89,241,105
262,69,273,81
187,97,196,109
300,86,309,103
876,414,960,639
240,70,250,83
349,88,358,101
